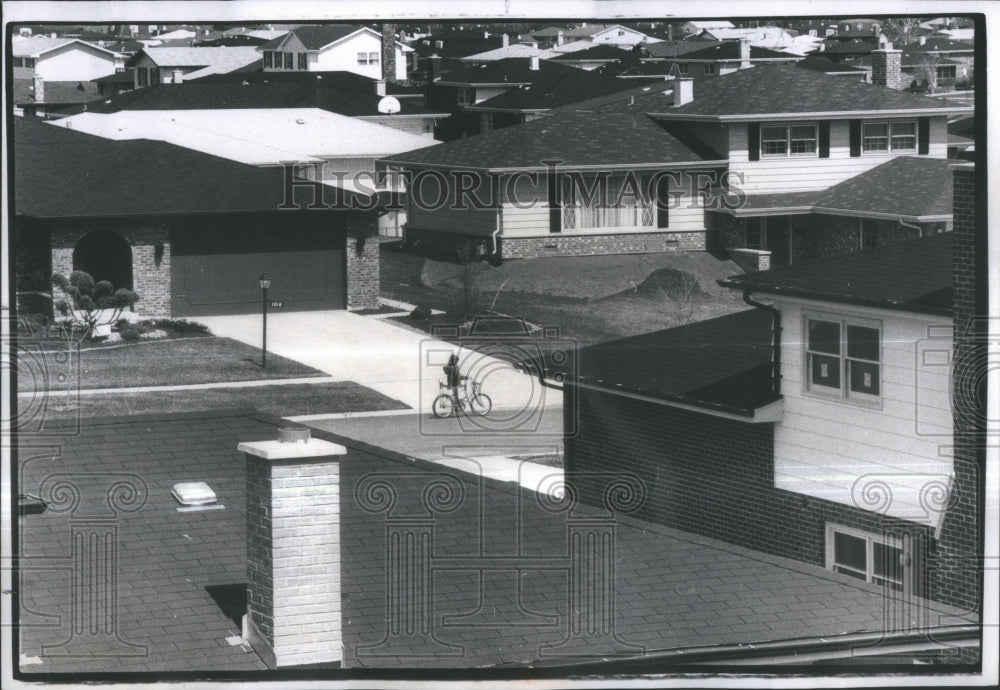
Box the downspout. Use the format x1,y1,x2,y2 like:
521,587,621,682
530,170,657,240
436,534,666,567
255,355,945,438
490,173,502,258
743,288,781,397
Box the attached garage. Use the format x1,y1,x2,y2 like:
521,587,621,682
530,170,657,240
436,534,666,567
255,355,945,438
171,218,347,316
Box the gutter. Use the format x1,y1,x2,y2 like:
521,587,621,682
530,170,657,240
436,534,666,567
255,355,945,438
743,288,781,397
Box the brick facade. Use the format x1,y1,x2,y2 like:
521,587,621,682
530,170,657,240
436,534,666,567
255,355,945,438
872,48,904,90
564,382,978,611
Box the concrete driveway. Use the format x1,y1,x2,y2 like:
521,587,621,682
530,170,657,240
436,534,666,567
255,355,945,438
195,311,563,417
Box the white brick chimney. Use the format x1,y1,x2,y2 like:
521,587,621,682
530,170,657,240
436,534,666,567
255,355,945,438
530,55,540,71
672,76,693,106
32,75,44,103
241,434,347,668
739,38,751,69
375,79,387,96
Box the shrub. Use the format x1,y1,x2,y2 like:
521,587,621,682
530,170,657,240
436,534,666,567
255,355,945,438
148,318,211,336
410,305,431,321
119,324,142,342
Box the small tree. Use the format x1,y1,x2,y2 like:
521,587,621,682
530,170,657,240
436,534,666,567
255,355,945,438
52,270,140,339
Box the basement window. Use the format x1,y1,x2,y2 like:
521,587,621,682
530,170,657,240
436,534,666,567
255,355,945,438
826,524,907,591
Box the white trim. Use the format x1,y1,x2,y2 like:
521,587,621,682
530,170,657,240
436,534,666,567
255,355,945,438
803,310,883,407
825,523,910,593
647,107,972,122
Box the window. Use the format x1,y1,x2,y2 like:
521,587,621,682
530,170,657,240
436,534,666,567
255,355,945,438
806,315,881,400
704,63,716,75
357,52,380,65
745,218,763,249
298,52,307,70
860,219,880,249
676,63,690,74
863,121,916,153
562,175,655,231
263,51,273,68
936,65,957,80
138,67,149,86
760,123,818,157
457,87,475,106
284,52,293,69
150,68,160,85
826,524,906,592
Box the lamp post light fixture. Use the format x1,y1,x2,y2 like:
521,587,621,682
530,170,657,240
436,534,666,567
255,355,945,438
259,273,271,368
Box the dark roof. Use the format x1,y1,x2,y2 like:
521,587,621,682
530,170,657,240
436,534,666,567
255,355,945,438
436,57,583,86
549,44,632,61
66,80,434,117
94,68,136,84
796,55,869,74
672,42,800,61
819,38,877,55
649,65,969,120
259,24,361,50
725,157,954,220
195,68,425,95
817,157,953,219
641,39,721,58
903,37,975,53
380,109,724,171
721,233,953,315
467,70,660,113
576,309,776,414
410,32,504,59
12,79,102,105
13,118,368,218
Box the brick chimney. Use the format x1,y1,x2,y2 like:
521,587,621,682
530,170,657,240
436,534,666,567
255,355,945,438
871,42,903,90
32,75,44,103
381,23,397,83
672,76,693,106
241,434,348,668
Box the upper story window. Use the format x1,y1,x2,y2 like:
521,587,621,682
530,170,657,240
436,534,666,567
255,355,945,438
863,121,916,153
704,63,716,75
761,123,817,157
805,313,881,403
358,51,380,65
457,87,475,106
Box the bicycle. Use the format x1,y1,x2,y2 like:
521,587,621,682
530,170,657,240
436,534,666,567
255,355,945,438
432,376,492,418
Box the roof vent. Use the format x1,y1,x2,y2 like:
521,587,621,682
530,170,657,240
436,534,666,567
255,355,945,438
172,481,218,506
296,117,306,124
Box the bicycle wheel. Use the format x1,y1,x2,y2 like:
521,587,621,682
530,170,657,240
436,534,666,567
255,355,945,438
470,393,492,416
432,394,455,418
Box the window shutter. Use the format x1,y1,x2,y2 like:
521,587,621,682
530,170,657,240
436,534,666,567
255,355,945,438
849,120,862,157
818,121,830,158
656,174,670,228
548,173,561,233
918,117,930,154
748,123,760,161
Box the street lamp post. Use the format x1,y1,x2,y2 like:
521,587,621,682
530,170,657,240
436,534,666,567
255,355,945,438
259,273,271,368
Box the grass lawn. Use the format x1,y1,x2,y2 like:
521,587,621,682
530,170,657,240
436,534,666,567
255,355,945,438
37,381,409,420
17,337,326,392
381,246,749,346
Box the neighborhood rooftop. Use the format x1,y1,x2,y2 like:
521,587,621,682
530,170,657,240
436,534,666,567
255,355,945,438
720,233,953,315
465,70,660,112
257,24,360,50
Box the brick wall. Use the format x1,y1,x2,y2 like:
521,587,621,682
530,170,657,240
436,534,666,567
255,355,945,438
872,48,903,90
564,383,977,610
49,222,170,317
345,215,380,310
934,163,982,612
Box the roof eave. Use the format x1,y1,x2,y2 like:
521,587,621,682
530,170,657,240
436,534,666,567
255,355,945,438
719,282,953,317
377,159,730,174
649,106,974,121
573,378,781,422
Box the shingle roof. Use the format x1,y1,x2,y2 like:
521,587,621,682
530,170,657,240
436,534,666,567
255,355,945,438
816,157,954,219
94,68,136,83
131,46,261,69
69,80,434,117
13,118,368,218
673,42,801,61
642,39,722,58
648,65,971,120
818,38,877,55
575,309,777,414
903,37,975,53
13,79,102,105
193,68,425,95
12,35,119,57
460,43,547,61
796,55,869,73
259,24,361,50
379,109,725,171
549,44,632,61
720,233,953,315
466,70,660,113
436,57,584,86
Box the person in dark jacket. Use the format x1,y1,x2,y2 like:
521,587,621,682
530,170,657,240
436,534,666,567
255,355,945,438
443,352,461,389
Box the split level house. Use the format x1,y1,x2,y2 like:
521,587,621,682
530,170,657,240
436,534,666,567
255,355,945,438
12,35,124,81
127,46,263,87
257,24,410,82
379,55,971,264
565,161,982,614
13,118,381,318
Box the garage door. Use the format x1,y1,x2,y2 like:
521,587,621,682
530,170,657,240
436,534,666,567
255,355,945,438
171,223,346,316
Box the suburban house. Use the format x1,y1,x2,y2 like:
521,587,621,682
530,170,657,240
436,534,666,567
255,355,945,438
12,77,102,118
548,44,635,71
812,33,882,65
900,37,975,90
14,118,380,317
659,40,802,77
681,20,735,36
257,25,410,81
12,35,124,81
127,46,263,86
381,57,970,264
687,25,796,50
426,56,658,139
524,24,661,50
49,107,433,237
68,76,446,138
564,161,982,614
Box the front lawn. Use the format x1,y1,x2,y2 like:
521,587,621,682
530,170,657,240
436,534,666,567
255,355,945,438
17,337,326,392
37,381,409,419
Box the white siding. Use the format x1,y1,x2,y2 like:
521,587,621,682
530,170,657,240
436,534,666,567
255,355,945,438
729,117,950,194
360,115,436,137
772,297,954,528
37,43,117,81
314,32,407,81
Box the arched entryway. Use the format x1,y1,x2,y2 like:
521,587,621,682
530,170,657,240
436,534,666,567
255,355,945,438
73,230,132,290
